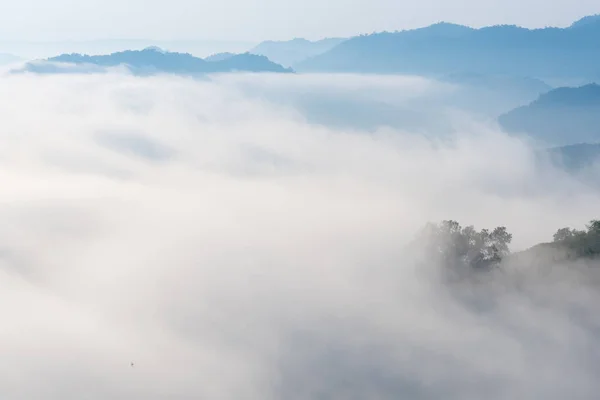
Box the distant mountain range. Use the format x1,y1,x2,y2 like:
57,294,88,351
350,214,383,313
296,16,600,81
440,72,551,93
0,39,256,60
204,52,236,62
499,83,600,145
569,14,600,28
437,73,553,117
546,143,600,172
249,38,346,67
19,47,293,75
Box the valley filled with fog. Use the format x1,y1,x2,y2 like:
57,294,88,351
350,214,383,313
0,69,598,399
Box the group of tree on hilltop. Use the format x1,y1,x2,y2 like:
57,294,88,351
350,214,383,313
417,220,513,270
418,218,600,270
552,220,600,257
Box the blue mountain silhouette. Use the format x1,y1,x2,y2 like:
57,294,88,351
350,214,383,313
499,83,600,145
250,38,346,67
296,15,600,80
204,52,236,62
20,47,293,75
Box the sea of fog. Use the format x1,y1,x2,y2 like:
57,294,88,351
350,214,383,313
0,71,598,399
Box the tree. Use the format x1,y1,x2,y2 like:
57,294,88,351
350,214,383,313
420,220,513,270
553,227,577,242
586,220,600,235
553,226,587,243
484,226,513,261
552,219,600,257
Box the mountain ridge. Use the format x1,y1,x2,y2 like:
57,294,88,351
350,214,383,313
498,83,600,145
296,15,600,80
19,47,293,75
250,37,346,67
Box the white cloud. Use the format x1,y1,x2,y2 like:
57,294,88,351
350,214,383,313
0,71,598,399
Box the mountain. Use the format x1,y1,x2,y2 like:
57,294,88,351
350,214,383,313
19,48,293,75
545,143,600,172
402,22,475,38
204,52,236,62
569,14,600,28
438,72,553,116
250,37,346,67
498,83,600,145
0,39,256,60
296,16,600,81
440,72,551,93
211,52,293,73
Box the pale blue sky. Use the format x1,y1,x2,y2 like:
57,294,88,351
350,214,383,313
0,0,598,42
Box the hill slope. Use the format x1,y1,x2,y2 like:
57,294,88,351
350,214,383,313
438,72,553,116
250,37,346,67
20,48,293,75
545,143,600,172
498,83,600,145
204,52,236,62
296,17,600,80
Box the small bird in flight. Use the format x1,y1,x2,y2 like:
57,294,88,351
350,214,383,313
130,362,134,367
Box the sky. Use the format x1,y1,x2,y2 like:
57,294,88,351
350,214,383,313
0,0,598,42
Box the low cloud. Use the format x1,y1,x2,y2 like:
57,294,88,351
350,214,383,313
0,71,598,399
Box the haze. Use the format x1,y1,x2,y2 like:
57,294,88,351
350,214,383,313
1,0,599,42
0,70,598,399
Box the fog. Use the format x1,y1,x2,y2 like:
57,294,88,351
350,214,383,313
0,71,599,399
